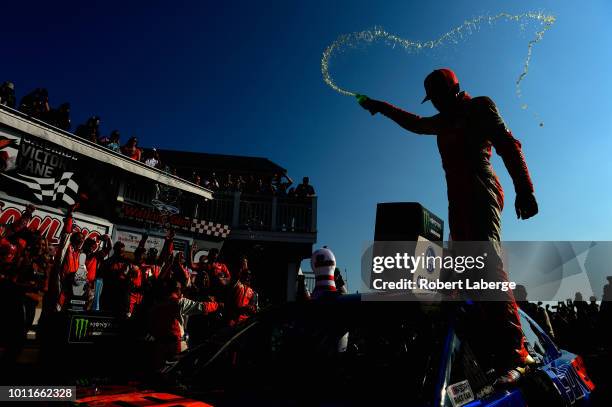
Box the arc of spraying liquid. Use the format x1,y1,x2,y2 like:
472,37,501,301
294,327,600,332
321,12,556,101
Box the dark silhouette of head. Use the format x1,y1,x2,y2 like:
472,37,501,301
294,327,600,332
109,130,120,143
207,248,219,263
134,247,146,263
146,247,158,263
513,284,528,302
70,231,85,248
422,68,461,114
113,241,125,257
239,269,252,285
174,251,185,265
164,279,182,299
82,237,97,255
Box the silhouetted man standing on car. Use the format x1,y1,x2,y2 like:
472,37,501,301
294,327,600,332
359,68,538,384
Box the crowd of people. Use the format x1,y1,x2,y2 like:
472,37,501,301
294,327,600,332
0,201,259,367
1,81,317,198
197,172,316,199
514,284,612,357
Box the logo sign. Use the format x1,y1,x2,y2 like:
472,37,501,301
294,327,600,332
117,202,230,239
68,315,119,344
1,130,81,205
73,318,90,340
422,206,444,241
118,202,191,229
0,195,113,245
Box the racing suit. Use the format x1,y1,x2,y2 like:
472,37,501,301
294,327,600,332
149,294,219,365
228,280,258,326
53,212,81,310
377,93,532,369
206,261,232,301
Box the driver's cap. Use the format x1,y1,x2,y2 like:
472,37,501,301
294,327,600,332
421,68,459,103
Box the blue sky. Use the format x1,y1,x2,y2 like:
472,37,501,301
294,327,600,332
3,1,612,289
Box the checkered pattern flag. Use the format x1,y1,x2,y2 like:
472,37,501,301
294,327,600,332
189,219,230,238
1,171,79,205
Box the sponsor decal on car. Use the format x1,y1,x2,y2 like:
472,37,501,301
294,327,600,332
446,379,475,407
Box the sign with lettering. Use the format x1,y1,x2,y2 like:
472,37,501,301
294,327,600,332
68,314,120,344
115,230,166,253
1,128,81,206
16,135,78,177
116,202,230,239
0,194,113,245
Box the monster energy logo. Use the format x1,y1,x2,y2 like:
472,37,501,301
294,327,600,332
422,208,442,240
73,318,89,340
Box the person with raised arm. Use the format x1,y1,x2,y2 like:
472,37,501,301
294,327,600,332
358,68,538,385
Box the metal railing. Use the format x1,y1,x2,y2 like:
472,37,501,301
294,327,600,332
200,192,317,233
121,186,317,234
122,181,156,205
302,272,316,293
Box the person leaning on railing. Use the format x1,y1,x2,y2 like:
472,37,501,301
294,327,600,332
294,176,315,198
121,136,142,161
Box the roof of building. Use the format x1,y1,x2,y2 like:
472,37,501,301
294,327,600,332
0,106,214,200
155,148,287,176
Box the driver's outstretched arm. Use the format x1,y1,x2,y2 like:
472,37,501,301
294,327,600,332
358,96,441,135
378,102,442,135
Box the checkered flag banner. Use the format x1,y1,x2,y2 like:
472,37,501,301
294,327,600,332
2,171,79,205
190,218,231,238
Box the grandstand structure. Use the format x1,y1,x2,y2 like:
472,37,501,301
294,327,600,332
0,104,316,303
